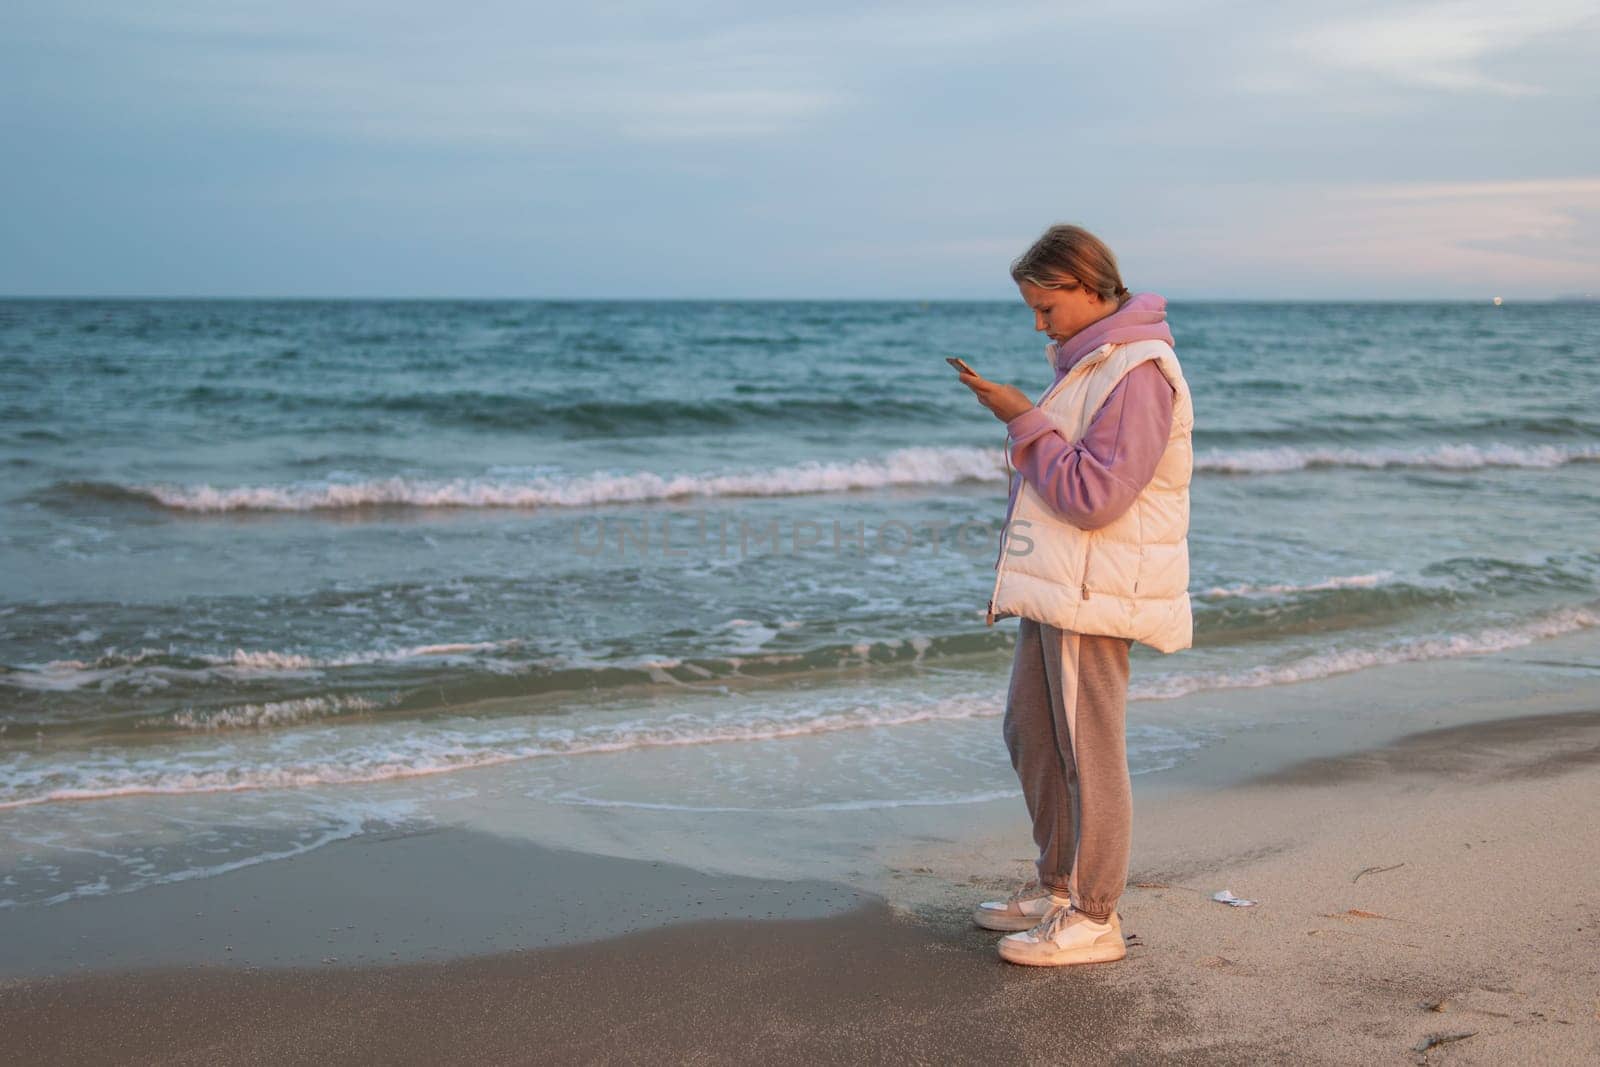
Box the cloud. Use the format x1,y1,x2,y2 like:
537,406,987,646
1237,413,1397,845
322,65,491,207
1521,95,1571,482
7,3,848,144
1114,176,1600,297
1330,177,1600,281
612,89,844,141
1344,178,1600,200
1250,0,1600,98
11,2,1107,145
3,1,1597,296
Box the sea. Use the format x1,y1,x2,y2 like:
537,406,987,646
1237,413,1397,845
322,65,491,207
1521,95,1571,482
2,298,1598,909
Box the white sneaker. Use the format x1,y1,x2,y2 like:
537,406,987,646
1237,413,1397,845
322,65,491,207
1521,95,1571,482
998,905,1126,966
972,880,1072,932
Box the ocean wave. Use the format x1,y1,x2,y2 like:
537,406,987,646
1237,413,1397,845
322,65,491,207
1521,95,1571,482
61,447,1005,513
1198,415,1600,446
168,694,386,730
11,555,1595,718
0,630,1011,738
3,603,1596,809
1197,554,1599,643
39,439,1600,519
1,640,529,693
1198,572,1396,599
1191,571,1467,646
1137,603,1600,700
1197,442,1600,474
0,693,1008,809
176,385,939,435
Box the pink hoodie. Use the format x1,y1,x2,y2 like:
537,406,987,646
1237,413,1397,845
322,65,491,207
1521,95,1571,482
999,293,1177,532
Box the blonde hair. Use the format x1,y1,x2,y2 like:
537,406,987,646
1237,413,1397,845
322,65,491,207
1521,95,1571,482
1010,224,1130,304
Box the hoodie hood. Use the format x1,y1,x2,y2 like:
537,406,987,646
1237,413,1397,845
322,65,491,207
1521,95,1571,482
1048,292,1174,380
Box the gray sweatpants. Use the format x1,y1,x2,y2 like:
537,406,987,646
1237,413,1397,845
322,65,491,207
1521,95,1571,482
1003,616,1133,923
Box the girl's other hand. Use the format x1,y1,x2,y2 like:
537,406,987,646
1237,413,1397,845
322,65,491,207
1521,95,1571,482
958,371,1034,423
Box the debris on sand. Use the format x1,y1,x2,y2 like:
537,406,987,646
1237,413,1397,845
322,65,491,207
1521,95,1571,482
1353,862,1405,883
1412,1030,1475,1054
1322,908,1396,921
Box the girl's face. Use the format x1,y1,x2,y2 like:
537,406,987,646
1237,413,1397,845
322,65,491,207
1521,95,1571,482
1018,278,1115,344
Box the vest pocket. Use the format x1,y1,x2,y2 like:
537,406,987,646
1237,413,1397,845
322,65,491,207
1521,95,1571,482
1081,535,1126,600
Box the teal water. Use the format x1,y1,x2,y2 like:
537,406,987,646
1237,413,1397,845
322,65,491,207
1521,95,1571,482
2,299,1598,906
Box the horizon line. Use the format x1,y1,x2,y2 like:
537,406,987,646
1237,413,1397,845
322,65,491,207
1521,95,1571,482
2,294,1591,304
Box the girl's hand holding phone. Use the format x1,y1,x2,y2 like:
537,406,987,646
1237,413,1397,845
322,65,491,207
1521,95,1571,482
947,357,1034,423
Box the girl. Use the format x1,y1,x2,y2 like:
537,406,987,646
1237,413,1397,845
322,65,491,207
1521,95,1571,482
958,224,1195,967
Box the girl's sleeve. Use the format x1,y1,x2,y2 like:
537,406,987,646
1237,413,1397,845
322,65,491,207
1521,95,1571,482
1002,361,1175,530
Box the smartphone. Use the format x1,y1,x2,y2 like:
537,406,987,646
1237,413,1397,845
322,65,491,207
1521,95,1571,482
946,356,977,376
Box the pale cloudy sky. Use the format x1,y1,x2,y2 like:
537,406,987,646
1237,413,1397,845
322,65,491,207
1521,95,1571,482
3,1,1598,299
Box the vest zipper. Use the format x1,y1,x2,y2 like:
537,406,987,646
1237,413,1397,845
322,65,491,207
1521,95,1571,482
1081,539,1093,600
987,445,1013,625
987,558,1007,624
989,350,1111,624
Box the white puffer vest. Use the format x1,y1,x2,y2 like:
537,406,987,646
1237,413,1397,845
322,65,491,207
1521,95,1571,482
985,338,1195,654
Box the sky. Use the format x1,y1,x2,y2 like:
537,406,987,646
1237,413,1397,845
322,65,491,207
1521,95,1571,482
2,1,1598,299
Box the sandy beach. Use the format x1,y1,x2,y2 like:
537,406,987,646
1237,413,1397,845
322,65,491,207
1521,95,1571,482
4,629,1600,1065
6,2,1599,1062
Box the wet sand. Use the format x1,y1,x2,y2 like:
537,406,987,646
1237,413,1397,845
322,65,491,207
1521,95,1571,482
3,894,1225,1066
5,704,1600,1064
0,829,868,979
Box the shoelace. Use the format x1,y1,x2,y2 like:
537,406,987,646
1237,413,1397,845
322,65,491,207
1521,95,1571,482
1002,879,1053,907
1028,903,1078,943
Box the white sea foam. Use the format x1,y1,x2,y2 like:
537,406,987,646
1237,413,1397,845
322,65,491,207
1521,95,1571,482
0,631,915,695
2,815,375,909
97,441,1600,516
0,695,1006,810
6,604,1596,810
0,799,429,909
1134,604,1600,701
717,618,780,654
0,691,1217,815
1198,442,1600,474
547,788,1026,814
169,694,385,730
1,640,528,692
1198,572,1396,599
129,446,1006,512
544,722,1212,814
